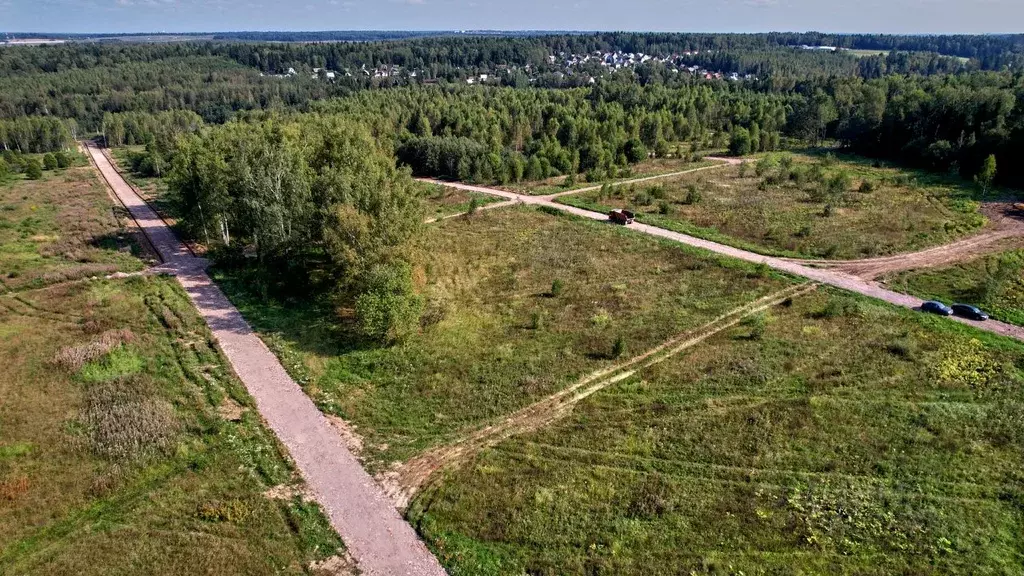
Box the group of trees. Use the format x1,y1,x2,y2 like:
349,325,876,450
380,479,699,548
167,116,424,342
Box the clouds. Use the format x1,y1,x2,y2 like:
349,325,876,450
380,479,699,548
1,0,1022,34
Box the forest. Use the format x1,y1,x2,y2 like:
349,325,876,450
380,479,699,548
3,31,1024,337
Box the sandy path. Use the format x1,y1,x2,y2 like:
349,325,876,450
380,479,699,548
85,143,446,576
422,178,1024,343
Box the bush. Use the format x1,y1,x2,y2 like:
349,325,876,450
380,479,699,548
355,262,424,344
683,184,702,205
25,159,43,180
549,278,565,297
529,310,544,330
612,335,626,358
467,196,481,215
737,162,749,178
42,153,58,171
741,312,769,340
858,180,876,193
658,200,671,215
54,151,70,169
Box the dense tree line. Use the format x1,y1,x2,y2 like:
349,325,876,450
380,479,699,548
0,116,76,152
319,84,790,182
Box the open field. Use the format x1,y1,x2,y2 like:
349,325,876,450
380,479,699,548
409,288,1024,575
558,153,988,259
0,170,343,575
0,161,149,292
213,206,795,468
500,156,721,196
884,249,1024,327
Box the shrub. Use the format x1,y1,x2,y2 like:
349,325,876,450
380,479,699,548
355,262,424,344
741,312,769,340
822,203,835,217
42,153,58,171
467,196,481,215
633,192,652,206
658,200,671,215
683,184,702,205
25,159,43,180
549,278,565,297
529,310,544,330
755,155,778,177
611,335,626,358
54,151,70,169
858,180,876,193
737,162,749,178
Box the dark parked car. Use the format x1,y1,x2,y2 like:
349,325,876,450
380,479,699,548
609,209,635,225
952,303,989,321
920,301,954,316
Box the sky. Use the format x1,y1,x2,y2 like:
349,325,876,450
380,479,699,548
2,0,1023,35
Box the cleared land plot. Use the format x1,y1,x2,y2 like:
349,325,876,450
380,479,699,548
418,181,504,218
409,289,1024,575
0,171,342,575
213,206,794,468
559,153,986,259
501,156,719,196
0,163,147,291
885,249,1024,327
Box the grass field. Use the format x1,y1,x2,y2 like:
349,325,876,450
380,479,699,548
0,167,343,575
213,206,795,468
501,156,721,196
409,288,1024,575
558,153,987,259
885,249,1024,327
0,161,148,291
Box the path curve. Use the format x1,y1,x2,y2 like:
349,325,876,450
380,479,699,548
86,142,447,576
422,178,1024,343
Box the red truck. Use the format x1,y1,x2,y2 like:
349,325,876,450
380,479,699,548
608,209,635,225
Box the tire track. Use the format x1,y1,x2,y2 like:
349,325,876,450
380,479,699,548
382,282,817,509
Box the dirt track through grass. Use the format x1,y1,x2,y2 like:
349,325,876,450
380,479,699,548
384,282,817,508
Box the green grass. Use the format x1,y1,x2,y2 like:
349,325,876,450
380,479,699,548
0,165,147,291
212,206,795,468
559,152,988,260
884,249,1024,327
409,288,1024,575
0,168,342,574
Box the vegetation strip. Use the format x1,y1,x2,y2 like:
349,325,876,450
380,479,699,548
386,282,817,508
84,143,448,576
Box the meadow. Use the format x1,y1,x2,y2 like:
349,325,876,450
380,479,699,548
409,288,1024,575
885,249,1024,327
213,206,795,468
559,153,987,259
0,166,342,575
0,159,147,290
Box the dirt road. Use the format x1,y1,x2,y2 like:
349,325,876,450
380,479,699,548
423,178,1024,343
86,143,447,576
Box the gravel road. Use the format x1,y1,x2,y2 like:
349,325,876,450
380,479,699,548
86,142,447,576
